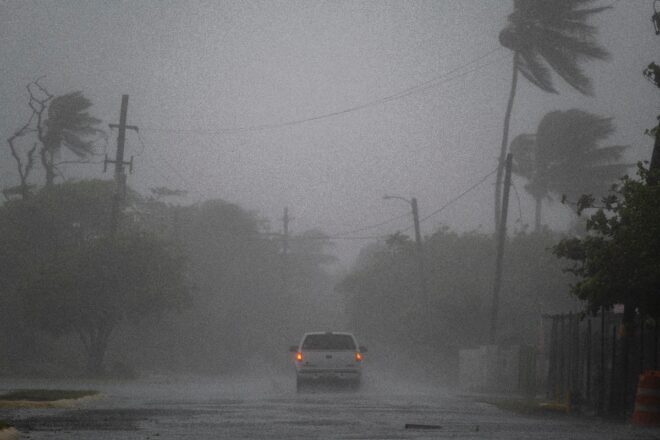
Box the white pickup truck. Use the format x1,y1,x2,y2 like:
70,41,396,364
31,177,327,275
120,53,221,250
290,332,366,391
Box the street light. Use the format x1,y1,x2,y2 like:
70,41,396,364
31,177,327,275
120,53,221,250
383,195,428,303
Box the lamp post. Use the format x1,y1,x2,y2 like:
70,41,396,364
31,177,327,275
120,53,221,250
383,195,428,304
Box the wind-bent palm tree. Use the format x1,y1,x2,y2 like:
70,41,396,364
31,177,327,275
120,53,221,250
40,91,103,186
510,109,630,232
495,0,610,228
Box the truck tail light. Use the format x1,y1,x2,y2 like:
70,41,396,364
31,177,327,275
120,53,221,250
296,352,303,362
355,352,363,362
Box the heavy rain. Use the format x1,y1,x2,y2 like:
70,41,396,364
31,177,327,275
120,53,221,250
0,1,659,438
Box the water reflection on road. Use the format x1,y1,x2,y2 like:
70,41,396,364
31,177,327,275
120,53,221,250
0,375,654,439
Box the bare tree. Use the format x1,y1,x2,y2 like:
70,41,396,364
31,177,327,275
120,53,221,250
7,79,106,189
5,78,52,200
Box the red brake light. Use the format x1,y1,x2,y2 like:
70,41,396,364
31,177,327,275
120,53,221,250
296,352,303,362
355,352,363,362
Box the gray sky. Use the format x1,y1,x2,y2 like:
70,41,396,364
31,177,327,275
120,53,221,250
1,0,657,267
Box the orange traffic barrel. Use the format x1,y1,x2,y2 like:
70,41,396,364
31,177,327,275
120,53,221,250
633,370,660,426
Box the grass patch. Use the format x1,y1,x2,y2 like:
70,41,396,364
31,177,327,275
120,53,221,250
482,398,569,416
0,389,98,402
0,420,12,429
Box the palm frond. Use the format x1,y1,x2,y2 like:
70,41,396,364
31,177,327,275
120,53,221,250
518,108,629,205
565,6,612,21
43,91,102,160
534,42,593,95
502,0,609,96
517,49,558,93
60,131,95,157
539,29,609,60
577,145,628,164
581,163,633,179
550,20,597,37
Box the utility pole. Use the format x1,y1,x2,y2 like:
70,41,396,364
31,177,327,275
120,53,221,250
384,195,428,305
281,207,290,297
651,123,660,181
647,8,660,180
489,153,513,344
105,94,137,237
411,197,428,305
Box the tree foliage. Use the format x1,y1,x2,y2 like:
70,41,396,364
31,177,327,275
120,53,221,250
339,227,579,379
120,198,339,374
511,109,629,231
41,91,104,186
0,180,190,374
20,233,190,374
554,165,660,316
499,0,610,95
494,0,610,227
5,83,104,195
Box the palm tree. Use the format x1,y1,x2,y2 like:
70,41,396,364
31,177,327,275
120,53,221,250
40,91,103,186
510,109,630,231
495,0,610,228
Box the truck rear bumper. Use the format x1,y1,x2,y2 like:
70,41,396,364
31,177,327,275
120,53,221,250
297,369,361,381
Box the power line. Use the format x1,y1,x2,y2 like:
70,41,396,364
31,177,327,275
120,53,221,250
296,166,500,242
395,166,499,233
292,234,386,241
331,211,412,237
136,131,205,199
138,47,505,135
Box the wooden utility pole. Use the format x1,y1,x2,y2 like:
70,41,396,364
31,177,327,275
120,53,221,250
489,153,513,344
411,197,428,306
281,207,290,296
646,19,659,181
105,95,137,237
384,195,428,302
650,118,660,185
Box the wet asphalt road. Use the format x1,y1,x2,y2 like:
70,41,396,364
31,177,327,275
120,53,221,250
1,375,658,439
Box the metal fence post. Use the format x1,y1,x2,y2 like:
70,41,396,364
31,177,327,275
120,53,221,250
609,325,617,415
586,318,592,402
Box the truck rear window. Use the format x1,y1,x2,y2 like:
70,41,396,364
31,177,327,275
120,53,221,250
302,334,356,350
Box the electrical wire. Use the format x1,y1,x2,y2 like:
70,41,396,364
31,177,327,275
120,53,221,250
396,166,499,232
136,131,205,199
124,44,508,241
294,166,500,242
138,47,505,135
107,137,500,243
330,211,412,237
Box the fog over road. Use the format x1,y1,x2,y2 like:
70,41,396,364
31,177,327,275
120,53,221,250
0,376,654,439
